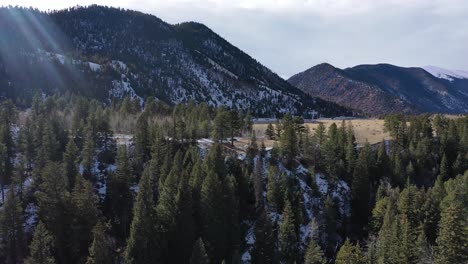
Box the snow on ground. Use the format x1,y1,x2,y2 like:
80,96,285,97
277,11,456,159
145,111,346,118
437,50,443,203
88,62,101,72
331,180,351,217
423,65,468,81
241,220,255,263
315,173,329,194
25,203,38,232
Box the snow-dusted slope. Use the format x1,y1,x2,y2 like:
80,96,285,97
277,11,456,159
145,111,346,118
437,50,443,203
423,65,468,81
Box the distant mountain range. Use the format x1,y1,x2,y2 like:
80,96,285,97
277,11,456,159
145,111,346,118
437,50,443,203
0,6,350,117
288,63,468,115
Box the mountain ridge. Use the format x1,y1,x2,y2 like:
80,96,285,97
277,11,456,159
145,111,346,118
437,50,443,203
288,63,468,115
0,5,351,117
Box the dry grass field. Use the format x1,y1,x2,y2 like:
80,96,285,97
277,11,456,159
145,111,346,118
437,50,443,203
252,119,391,145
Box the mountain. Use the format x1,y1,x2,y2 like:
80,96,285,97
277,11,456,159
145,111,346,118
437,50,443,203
288,63,468,115
0,6,350,117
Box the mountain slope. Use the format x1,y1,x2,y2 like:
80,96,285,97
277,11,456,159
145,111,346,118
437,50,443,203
288,63,468,115
0,6,350,117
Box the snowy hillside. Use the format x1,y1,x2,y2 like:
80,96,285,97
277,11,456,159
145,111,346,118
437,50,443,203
423,65,468,81
0,6,350,117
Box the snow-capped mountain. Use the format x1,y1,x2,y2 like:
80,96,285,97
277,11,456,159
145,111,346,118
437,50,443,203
422,65,468,81
0,6,350,117
288,63,468,115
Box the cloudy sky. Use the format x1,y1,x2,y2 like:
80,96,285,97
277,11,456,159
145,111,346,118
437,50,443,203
4,0,468,78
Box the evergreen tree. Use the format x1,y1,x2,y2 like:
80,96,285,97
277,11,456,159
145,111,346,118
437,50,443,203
124,167,158,264
434,173,468,264
35,162,72,263
438,154,449,181
345,123,357,175
228,110,242,146
212,108,230,142
63,137,79,190
280,199,299,263
323,195,337,252
280,113,298,162
134,114,150,172
156,169,179,261
25,222,56,264
81,124,95,180
171,173,197,263
351,143,372,233
252,209,276,264
105,146,133,241
265,123,275,140
336,239,366,264
0,186,25,264
70,175,100,262
190,238,210,264
305,239,326,264
376,203,399,264
223,175,240,262
0,143,7,201
201,170,226,263
267,165,281,212
435,202,468,264
254,156,264,209
86,220,114,264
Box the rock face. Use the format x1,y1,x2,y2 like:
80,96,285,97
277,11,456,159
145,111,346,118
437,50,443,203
0,6,350,117
288,63,468,115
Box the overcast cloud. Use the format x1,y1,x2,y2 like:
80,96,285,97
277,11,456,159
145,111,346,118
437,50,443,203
3,0,468,78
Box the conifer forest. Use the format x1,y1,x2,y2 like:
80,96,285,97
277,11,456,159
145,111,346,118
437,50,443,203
0,94,466,264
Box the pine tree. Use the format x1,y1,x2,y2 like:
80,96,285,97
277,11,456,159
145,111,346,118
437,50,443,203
438,154,449,181
134,114,150,173
351,143,372,234
345,123,357,175
70,175,100,262
305,238,326,264
0,143,7,201
171,173,197,263
265,123,275,140
252,209,276,264
25,221,56,264
0,186,25,264
336,239,366,264
254,156,264,209
434,173,468,264
156,170,180,262
397,183,420,264
376,202,400,264
105,146,133,241
124,167,158,264
81,124,95,180
212,108,230,142
377,140,389,178
223,175,240,262
280,113,298,162
63,138,79,190
35,162,72,263
435,203,468,264
280,199,298,263
323,195,337,252
228,110,242,146
86,220,114,264
190,238,210,264
267,165,281,212
19,116,35,169
201,170,226,263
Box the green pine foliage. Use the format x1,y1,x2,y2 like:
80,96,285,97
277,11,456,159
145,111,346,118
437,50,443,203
0,96,466,264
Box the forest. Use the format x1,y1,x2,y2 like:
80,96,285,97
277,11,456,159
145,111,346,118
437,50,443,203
0,94,467,264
